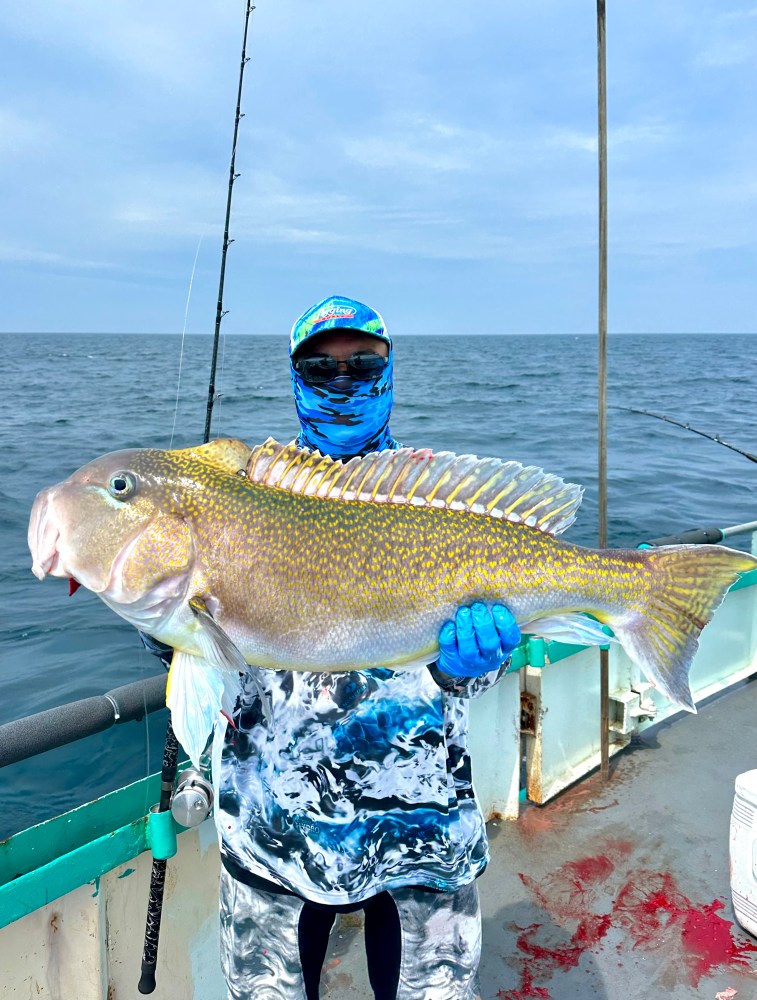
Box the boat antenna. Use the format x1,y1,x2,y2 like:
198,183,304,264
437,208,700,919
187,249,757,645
203,2,255,444
596,0,611,781
137,4,256,994
621,407,757,465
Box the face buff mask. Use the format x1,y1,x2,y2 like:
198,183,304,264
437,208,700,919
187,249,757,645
291,353,400,459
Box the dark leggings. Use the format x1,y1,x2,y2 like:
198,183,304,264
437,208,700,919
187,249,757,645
298,891,402,1000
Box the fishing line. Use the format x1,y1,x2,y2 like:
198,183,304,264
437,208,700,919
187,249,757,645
141,654,152,817
169,237,203,450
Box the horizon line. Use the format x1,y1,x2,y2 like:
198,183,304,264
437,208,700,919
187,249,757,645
4,330,757,337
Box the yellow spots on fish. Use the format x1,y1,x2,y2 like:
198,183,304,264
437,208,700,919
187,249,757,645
120,512,192,597
103,447,689,634
46,436,756,689
97,490,134,511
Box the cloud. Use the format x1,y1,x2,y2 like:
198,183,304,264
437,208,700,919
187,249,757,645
0,242,113,269
695,38,753,67
343,115,496,173
723,5,757,18
0,1,237,94
694,4,757,66
0,0,755,335
546,122,673,155
0,107,48,160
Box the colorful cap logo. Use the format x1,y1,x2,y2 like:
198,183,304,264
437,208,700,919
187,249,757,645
290,295,390,356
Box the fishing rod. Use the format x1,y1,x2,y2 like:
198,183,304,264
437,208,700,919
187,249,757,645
138,4,255,993
622,407,757,465
203,4,255,443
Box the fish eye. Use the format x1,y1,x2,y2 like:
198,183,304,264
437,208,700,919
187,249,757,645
108,472,136,499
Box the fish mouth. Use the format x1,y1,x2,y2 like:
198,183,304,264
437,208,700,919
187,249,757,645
29,492,192,614
29,489,99,589
29,492,68,581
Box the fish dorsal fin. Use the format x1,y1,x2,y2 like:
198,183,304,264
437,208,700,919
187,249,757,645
178,438,252,475
246,438,582,535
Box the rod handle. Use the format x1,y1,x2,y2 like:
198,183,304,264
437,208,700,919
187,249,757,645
640,526,725,547
138,966,157,994
138,856,167,993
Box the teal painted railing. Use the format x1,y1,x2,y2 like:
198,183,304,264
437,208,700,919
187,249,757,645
0,767,190,929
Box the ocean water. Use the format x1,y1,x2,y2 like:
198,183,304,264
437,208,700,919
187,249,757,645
2,331,756,839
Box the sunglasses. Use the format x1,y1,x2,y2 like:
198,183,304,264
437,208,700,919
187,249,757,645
294,351,389,385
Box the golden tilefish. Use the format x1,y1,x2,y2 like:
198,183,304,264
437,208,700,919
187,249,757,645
28,437,757,766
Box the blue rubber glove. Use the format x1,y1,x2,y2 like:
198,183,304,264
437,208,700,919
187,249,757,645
436,602,521,678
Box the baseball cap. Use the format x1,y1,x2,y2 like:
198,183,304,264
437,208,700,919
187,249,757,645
289,295,390,357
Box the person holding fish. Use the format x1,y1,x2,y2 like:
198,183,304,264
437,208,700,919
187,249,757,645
214,296,521,1000
31,296,754,996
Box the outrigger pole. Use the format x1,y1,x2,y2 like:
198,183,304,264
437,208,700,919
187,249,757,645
137,4,256,993
596,0,611,781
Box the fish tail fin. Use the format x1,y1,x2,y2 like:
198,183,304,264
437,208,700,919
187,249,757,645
609,544,756,711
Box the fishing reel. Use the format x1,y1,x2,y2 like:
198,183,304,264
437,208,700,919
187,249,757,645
170,769,214,828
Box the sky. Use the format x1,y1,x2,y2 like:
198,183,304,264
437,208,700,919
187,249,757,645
1,1,756,336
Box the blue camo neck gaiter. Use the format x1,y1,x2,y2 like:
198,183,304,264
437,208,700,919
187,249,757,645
291,353,400,459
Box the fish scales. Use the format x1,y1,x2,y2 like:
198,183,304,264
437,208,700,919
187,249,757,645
28,436,757,766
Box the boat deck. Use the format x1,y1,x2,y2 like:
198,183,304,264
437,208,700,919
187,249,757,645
321,676,757,999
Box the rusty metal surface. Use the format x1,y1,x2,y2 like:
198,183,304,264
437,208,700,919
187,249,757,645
520,691,538,736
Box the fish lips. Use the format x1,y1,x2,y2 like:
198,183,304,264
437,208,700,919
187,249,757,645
28,485,147,598
29,487,67,581
30,490,192,623
29,487,93,589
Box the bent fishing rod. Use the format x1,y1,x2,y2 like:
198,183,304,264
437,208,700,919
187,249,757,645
622,407,757,465
138,3,255,993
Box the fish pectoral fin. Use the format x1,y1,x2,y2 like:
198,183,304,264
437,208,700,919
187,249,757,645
188,596,272,724
188,596,247,670
520,613,617,647
166,650,226,769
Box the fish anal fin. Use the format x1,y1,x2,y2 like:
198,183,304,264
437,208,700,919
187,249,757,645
520,613,617,647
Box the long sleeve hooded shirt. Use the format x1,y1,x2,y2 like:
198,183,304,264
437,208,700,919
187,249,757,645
216,296,505,905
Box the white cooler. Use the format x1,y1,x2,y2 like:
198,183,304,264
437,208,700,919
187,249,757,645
730,768,757,937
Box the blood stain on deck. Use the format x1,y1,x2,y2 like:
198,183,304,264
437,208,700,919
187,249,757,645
497,845,757,999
